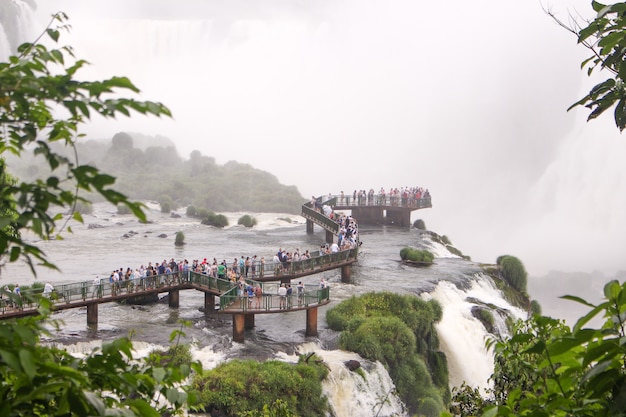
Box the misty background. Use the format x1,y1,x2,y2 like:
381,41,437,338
3,0,626,320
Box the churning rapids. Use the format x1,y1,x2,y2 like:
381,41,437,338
2,203,526,416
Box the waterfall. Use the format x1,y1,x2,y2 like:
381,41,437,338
0,0,38,60
279,342,408,417
423,276,527,391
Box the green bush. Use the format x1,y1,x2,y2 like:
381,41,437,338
201,213,229,228
399,247,434,263
497,255,528,293
413,219,426,229
326,292,447,415
420,396,444,417
196,207,213,219
530,299,542,316
160,199,172,213
238,214,257,227
186,205,197,216
441,235,451,245
175,231,185,246
192,357,328,416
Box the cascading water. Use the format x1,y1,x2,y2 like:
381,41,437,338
0,0,38,59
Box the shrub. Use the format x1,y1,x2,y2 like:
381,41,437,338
186,205,197,216
441,235,451,245
160,199,172,213
238,214,257,228
498,255,528,293
413,219,426,229
196,207,212,219
327,292,447,415
420,396,444,417
202,213,229,228
530,299,542,316
399,247,434,263
192,358,329,416
175,231,185,246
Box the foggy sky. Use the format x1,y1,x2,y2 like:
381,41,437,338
24,1,626,277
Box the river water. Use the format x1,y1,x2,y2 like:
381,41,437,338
3,203,526,415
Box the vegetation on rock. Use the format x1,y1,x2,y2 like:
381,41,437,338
237,214,257,227
191,354,329,416
326,292,448,416
400,247,434,264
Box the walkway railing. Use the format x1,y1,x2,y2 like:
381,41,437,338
302,198,340,234
329,193,432,209
219,281,330,313
0,250,347,316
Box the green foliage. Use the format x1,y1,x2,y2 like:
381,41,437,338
441,235,451,245
413,219,426,229
238,214,257,227
326,292,447,415
497,255,528,293
455,279,626,417
0,309,199,416
399,247,434,263
563,1,626,131
0,14,170,274
175,231,185,246
186,205,197,216
201,212,229,228
159,196,174,213
530,299,542,316
192,356,328,416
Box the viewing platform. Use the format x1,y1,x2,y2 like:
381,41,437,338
302,193,432,239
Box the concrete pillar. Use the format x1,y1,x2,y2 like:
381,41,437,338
341,264,351,283
168,290,179,308
233,314,245,343
306,219,314,234
325,230,333,244
205,292,215,312
87,303,98,325
245,314,255,329
306,307,318,337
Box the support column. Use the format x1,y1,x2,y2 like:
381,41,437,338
233,314,245,343
325,230,333,244
205,292,215,312
168,290,179,308
87,303,98,325
306,306,318,337
245,313,255,329
341,264,351,283
306,219,314,234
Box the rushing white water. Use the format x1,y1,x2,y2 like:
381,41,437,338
279,342,407,417
0,0,38,59
424,277,526,391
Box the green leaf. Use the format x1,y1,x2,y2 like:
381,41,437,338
18,349,36,381
46,28,60,42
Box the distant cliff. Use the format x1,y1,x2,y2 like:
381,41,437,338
7,132,305,214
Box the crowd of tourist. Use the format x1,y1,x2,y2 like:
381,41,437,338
333,186,430,206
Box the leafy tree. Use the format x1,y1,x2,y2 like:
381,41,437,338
0,13,170,274
550,1,626,131
0,13,199,416
0,305,199,416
